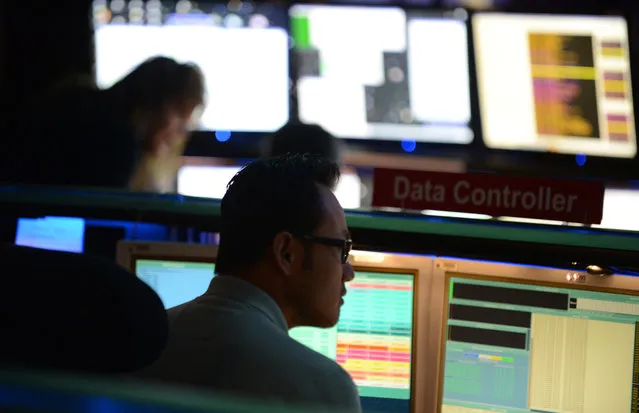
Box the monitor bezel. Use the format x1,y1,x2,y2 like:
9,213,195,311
116,241,218,274
348,251,433,413
426,257,639,413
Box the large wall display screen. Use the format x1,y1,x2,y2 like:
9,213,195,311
474,13,636,158
292,5,473,144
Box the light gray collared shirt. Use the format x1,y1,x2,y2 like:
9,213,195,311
138,275,361,412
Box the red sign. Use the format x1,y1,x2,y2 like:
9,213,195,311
372,168,605,224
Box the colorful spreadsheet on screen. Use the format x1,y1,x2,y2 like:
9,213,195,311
289,271,414,401
525,20,635,149
529,34,600,139
440,276,639,413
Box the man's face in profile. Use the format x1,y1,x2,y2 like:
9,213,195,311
290,186,355,328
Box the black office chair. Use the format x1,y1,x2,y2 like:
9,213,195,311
0,244,168,373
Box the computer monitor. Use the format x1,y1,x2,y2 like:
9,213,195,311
595,188,639,231
117,241,216,309
118,242,432,412
178,165,241,200
177,164,364,209
427,257,639,413
93,0,289,133
290,251,433,413
15,216,85,253
473,13,636,158
290,5,472,144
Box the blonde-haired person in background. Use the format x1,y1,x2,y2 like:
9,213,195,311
125,58,205,193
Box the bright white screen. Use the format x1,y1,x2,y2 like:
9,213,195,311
177,164,362,209
474,13,636,158
291,5,472,144
595,188,639,231
94,3,289,132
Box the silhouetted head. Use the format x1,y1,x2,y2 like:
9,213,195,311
107,56,205,156
215,154,354,329
263,122,344,166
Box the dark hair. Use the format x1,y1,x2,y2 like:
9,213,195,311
215,154,341,276
263,122,343,165
109,56,205,112
107,56,205,147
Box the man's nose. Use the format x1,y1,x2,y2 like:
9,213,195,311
343,262,355,282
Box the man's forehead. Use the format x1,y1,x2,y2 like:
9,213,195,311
318,185,348,233
319,185,342,211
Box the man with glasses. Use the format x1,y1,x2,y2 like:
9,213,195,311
138,154,359,412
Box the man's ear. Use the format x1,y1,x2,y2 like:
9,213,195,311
272,231,297,276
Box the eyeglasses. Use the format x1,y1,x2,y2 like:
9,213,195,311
300,235,353,264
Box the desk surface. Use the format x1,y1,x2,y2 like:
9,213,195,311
0,368,319,413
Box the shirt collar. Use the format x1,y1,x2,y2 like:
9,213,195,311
205,275,288,332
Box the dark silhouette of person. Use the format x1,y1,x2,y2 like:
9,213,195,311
263,122,344,166
1,56,205,192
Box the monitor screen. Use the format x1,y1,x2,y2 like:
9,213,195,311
439,274,639,412
135,259,215,309
177,164,363,209
15,216,85,253
177,165,241,200
93,0,289,132
290,271,415,413
595,188,639,231
474,13,636,158
291,5,472,144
